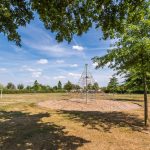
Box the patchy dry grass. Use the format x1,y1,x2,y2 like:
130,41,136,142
0,93,150,150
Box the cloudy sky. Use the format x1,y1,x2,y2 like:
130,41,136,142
0,15,121,87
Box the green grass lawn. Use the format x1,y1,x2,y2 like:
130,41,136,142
0,93,149,150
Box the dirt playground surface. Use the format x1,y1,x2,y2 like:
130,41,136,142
38,98,141,112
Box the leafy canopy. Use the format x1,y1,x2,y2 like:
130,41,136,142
123,71,150,92
64,81,73,91
93,4,150,76
0,0,33,46
0,0,147,45
107,77,118,92
57,81,62,89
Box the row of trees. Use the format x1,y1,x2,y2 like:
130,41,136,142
103,76,150,94
3,76,150,94
0,80,99,93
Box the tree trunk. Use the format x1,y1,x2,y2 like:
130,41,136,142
141,53,148,126
143,74,148,126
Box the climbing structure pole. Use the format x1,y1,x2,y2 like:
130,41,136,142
78,64,95,103
85,64,88,103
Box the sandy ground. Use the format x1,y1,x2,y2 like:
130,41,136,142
38,98,141,112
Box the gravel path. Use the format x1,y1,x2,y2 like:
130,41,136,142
38,98,141,112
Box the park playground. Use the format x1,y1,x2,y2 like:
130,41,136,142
0,93,149,150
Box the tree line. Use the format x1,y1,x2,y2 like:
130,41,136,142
1,76,149,94
102,75,150,94
0,80,99,94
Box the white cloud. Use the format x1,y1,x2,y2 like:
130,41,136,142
22,25,81,58
56,60,65,64
23,67,42,72
72,45,84,51
68,73,81,78
53,76,66,80
43,75,51,80
92,62,98,68
21,66,42,78
32,71,42,78
69,64,78,67
37,59,48,64
0,68,7,72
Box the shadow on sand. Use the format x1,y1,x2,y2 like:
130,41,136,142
0,111,89,150
61,111,144,132
112,98,143,103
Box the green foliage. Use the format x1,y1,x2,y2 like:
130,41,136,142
53,86,58,91
64,81,73,91
72,84,81,90
41,85,51,91
92,82,99,91
93,6,150,80
31,0,147,42
32,80,41,91
57,81,62,90
87,84,93,90
123,72,150,93
0,83,4,89
6,82,16,89
26,85,32,90
0,81,68,94
107,77,118,93
86,82,99,91
17,84,24,90
0,0,33,46
1,0,147,45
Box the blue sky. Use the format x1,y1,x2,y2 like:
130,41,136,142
0,15,121,87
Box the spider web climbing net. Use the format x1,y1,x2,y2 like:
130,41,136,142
70,64,97,103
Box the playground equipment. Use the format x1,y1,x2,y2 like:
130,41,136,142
71,64,97,103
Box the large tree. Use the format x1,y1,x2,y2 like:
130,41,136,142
17,84,24,90
93,82,99,90
93,7,150,125
57,81,62,90
123,71,150,93
0,0,147,45
32,80,41,91
6,82,16,89
107,77,118,93
64,81,73,92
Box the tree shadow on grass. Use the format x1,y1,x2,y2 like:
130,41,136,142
61,111,144,132
0,111,89,150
